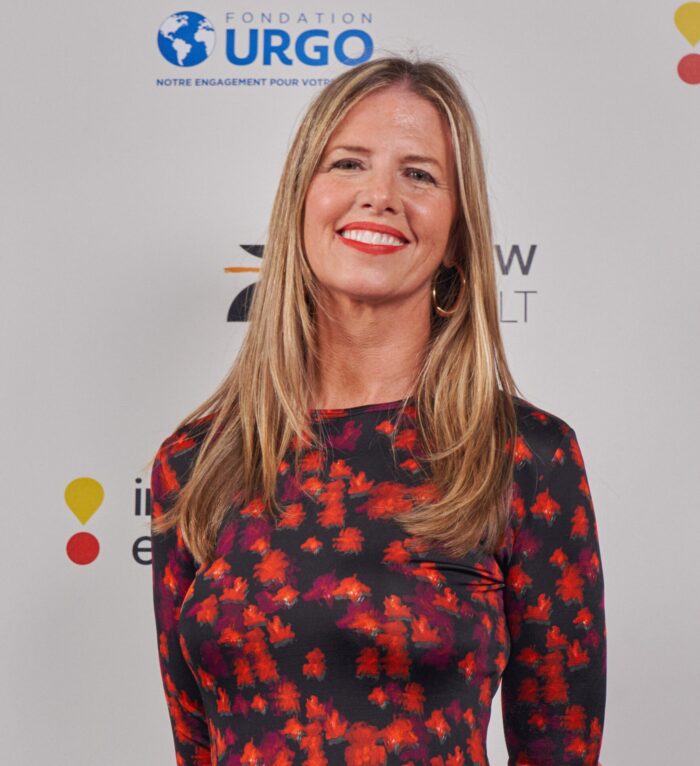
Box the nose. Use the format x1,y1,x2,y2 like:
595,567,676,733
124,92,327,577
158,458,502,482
358,166,401,214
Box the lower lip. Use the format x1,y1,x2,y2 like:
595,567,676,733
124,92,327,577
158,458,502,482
336,232,408,255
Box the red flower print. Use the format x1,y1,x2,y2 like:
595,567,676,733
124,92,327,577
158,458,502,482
569,435,584,469
445,745,467,766
368,686,389,707
345,722,386,766
549,548,568,569
300,476,324,496
467,728,486,765
515,647,542,668
303,574,340,606
267,616,295,646
357,647,381,678
458,651,476,681
571,504,589,538
411,615,441,647
375,419,395,435
401,682,425,714
281,717,304,742
277,503,305,529
271,585,299,608
382,717,419,754
203,557,231,582
382,540,411,566
300,537,323,554
515,676,539,705
393,428,417,451
272,681,301,715
506,563,532,597
345,609,383,637
411,562,447,589
301,450,324,474
567,640,590,670
523,594,552,623
573,607,594,631
399,457,421,473
324,708,348,743
332,575,371,603
241,498,266,518
328,418,363,452
560,703,586,732
240,739,263,765
433,587,460,615
318,499,346,528
539,652,569,705
302,648,326,680
329,458,352,478
305,695,327,720
253,549,289,585
530,488,561,526
243,605,267,627
556,564,585,604
363,481,415,517
234,657,255,687
221,576,248,603
254,651,280,684
333,527,364,554
348,470,374,496
545,625,569,650
425,708,451,741
513,435,534,466
383,594,412,620
215,687,232,715
193,595,218,626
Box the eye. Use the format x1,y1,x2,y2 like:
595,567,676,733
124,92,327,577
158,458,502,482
331,158,362,170
406,167,436,185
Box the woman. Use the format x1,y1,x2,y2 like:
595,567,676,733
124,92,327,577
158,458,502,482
150,56,606,765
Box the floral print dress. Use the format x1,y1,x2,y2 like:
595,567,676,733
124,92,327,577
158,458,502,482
151,396,606,766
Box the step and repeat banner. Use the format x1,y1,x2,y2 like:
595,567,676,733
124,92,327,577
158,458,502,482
3,2,698,764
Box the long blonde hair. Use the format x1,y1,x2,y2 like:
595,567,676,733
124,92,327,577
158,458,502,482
151,55,523,566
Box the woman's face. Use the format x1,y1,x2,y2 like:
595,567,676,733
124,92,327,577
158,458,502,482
303,84,458,313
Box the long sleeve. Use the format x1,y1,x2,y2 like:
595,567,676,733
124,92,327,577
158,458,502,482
151,441,212,766
501,428,606,765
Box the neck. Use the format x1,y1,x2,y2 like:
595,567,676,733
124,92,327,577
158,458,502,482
311,291,431,410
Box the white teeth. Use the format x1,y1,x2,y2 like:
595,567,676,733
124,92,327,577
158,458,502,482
340,229,405,246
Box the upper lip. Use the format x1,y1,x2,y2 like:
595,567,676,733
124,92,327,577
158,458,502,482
337,221,410,242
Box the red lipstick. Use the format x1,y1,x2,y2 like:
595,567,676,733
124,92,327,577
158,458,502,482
336,221,410,256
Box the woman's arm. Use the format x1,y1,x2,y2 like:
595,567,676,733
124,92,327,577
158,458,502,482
501,427,606,765
151,440,212,766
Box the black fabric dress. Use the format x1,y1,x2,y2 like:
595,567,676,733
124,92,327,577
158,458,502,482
151,396,606,766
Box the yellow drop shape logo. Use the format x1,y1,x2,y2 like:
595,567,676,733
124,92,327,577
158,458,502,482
675,2,700,46
65,477,104,524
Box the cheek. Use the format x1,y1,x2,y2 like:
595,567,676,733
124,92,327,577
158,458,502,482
304,178,346,232
409,199,454,245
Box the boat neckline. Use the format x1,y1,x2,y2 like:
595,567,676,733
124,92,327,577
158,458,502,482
309,397,413,420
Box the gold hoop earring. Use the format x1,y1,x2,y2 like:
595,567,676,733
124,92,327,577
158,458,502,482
432,263,466,318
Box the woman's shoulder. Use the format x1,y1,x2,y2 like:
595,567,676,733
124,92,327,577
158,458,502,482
153,412,217,488
511,394,578,470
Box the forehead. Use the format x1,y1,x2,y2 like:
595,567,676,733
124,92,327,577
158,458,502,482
325,84,454,159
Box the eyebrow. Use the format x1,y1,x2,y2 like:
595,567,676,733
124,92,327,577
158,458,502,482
326,144,443,170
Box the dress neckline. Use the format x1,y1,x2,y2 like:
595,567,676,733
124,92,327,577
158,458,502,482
309,397,412,420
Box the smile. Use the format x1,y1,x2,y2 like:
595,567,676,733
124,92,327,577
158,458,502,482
336,222,410,255
339,229,405,246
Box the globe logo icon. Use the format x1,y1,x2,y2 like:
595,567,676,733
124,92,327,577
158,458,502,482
157,11,216,67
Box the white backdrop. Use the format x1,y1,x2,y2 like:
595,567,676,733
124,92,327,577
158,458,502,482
2,1,699,763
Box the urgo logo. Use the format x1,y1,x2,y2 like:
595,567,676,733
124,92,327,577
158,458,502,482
158,10,374,68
